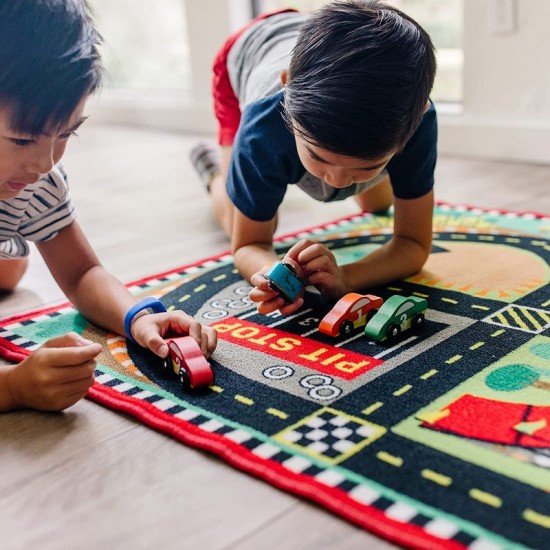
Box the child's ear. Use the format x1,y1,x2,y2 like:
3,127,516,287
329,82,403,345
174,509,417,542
280,69,288,87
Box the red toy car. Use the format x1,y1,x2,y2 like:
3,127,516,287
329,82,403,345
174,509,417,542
319,293,383,337
162,336,214,389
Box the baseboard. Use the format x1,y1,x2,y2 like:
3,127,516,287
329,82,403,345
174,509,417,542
438,112,550,165
87,93,216,134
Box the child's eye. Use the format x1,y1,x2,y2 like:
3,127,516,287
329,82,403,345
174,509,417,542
59,131,78,140
309,152,322,162
11,138,35,147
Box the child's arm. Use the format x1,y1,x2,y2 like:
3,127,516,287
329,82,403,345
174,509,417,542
254,191,433,310
0,333,101,412
232,209,306,315
231,209,279,280
36,222,216,358
339,191,434,289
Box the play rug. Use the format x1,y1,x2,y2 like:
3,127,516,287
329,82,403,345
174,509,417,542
1,203,549,549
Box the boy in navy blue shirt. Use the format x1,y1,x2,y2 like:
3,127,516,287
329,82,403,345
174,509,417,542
192,1,437,315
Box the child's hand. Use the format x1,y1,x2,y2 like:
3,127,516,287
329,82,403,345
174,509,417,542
130,311,217,359
285,239,348,300
6,332,102,411
249,262,305,316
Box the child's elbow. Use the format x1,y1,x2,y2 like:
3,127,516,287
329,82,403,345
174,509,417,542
0,257,28,292
412,245,430,274
402,240,430,277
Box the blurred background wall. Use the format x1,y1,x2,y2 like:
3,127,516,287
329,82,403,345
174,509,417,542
87,0,550,164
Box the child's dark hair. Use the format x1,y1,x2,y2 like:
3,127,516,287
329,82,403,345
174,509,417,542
284,0,436,160
0,0,102,136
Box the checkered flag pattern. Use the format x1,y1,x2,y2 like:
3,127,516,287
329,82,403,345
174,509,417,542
277,408,384,463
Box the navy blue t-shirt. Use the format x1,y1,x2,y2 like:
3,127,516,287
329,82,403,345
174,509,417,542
227,90,437,222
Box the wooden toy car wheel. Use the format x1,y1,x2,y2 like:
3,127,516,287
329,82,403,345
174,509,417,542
388,324,401,339
162,357,171,371
341,321,354,335
413,313,425,327
179,366,190,387
164,336,215,389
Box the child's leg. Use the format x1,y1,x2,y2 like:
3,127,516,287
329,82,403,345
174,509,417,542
354,175,393,214
0,257,28,292
200,11,295,238
210,145,234,237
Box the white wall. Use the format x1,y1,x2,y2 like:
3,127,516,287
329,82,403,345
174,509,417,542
90,0,550,165
438,0,550,163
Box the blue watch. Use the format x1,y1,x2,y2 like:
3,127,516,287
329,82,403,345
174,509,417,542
124,297,167,343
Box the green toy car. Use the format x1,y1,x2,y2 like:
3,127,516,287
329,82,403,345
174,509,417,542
364,295,428,341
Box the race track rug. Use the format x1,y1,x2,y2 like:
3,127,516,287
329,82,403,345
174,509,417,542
1,203,549,549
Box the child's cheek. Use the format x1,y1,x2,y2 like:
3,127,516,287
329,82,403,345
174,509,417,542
53,142,68,164
301,158,322,179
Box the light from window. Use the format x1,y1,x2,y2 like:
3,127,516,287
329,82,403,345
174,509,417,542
255,0,463,103
91,0,191,93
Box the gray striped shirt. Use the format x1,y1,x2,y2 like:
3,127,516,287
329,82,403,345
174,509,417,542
0,165,75,258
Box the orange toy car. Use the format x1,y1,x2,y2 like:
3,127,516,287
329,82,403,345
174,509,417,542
319,293,383,337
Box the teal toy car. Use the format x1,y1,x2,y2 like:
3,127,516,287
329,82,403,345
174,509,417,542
265,261,305,303
364,295,427,341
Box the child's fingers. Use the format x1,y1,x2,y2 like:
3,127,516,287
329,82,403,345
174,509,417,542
198,331,209,357
53,361,97,383
42,332,94,349
45,344,102,367
132,312,208,358
165,311,201,347
41,388,91,412
256,294,304,316
278,297,304,315
250,272,271,290
135,326,169,358
182,319,202,346
302,255,335,275
297,242,332,264
166,315,204,355
307,270,334,289
249,286,279,303
284,239,316,261
256,296,286,315
52,391,89,411
202,327,217,357
163,311,194,333
281,257,305,280
58,378,95,399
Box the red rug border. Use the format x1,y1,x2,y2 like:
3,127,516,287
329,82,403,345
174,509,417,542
87,382,465,550
434,199,548,220
1,201,545,547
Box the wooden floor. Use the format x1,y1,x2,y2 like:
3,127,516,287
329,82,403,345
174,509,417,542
0,123,548,550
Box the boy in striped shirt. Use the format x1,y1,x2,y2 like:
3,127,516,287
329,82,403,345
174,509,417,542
0,1,216,412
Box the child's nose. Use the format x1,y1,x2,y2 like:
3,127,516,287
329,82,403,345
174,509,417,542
25,150,55,176
324,171,351,188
